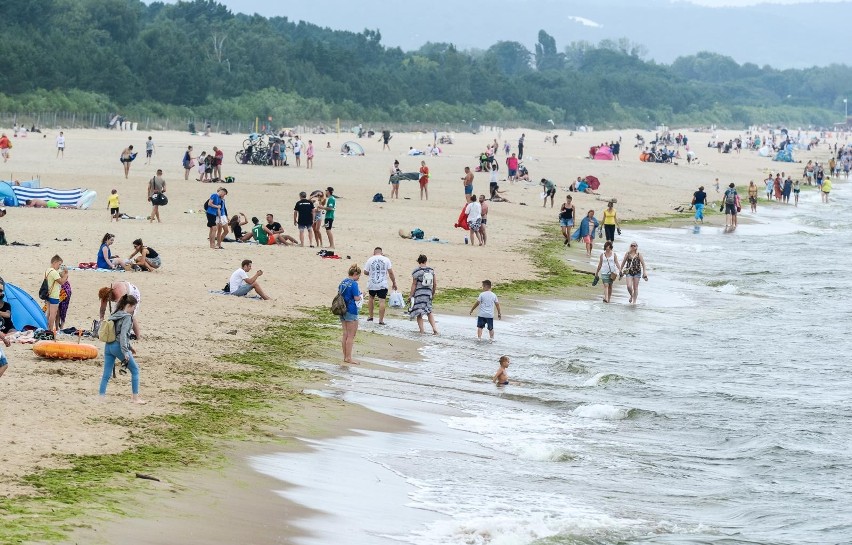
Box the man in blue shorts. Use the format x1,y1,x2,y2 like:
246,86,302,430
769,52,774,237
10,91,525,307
462,166,474,197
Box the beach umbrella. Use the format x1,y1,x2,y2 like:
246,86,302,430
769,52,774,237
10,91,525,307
585,175,601,190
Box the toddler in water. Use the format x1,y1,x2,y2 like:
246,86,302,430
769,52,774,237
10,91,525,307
108,189,120,222
492,355,510,386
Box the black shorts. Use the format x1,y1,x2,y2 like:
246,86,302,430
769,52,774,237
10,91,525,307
110,208,119,215
206,212,217,228
323,218,334,230
477,317,494,330
146,150,153,157
368,288,388,299
545,188,556,197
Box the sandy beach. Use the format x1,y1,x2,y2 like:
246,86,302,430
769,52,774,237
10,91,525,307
0,123,832,538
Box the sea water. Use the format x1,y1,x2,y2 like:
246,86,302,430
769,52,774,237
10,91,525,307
251,186,852,545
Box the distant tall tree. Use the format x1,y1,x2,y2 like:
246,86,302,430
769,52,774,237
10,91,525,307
534,30,564,71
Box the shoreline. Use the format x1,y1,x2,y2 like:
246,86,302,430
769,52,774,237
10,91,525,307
0,125,833,543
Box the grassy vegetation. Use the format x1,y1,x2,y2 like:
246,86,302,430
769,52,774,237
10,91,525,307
0,311,334,544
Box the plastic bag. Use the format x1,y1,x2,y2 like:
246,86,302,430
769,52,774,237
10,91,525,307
388,290,405,308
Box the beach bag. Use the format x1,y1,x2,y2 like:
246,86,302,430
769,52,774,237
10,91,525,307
388,290,405,308
331,280,351,316
372,193,385,203
98,318,116,343
38,276,49,301
609,272,618,281
224,176,235,184
411,228,424,240
421,270,433,287
152,193,168,206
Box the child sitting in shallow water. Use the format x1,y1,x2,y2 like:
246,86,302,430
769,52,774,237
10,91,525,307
492,355,510,386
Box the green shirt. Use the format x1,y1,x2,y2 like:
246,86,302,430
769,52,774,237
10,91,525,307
252,224,268,245
325,195,336,220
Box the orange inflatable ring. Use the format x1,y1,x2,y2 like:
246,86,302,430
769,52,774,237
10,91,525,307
32,341,99,360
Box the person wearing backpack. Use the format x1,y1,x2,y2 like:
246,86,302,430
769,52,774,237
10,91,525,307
43,255,68,332
98,294,146,404
409,254,438,335
722,183,738,228
338,264,362,365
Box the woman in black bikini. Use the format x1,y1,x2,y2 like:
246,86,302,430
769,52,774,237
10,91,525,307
620,242,648,305
127,239,161,271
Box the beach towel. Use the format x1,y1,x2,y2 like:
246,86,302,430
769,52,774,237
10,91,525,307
208,290,263,300
454,206,469,230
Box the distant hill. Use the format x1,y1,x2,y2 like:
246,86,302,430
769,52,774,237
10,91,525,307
278,0,849,69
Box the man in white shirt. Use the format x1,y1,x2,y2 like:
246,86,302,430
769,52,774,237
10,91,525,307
465,194,483,246
56,131,65,158
363,247,397,324
229,259,270,300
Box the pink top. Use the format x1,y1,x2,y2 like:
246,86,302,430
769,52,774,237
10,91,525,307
306,144,314,158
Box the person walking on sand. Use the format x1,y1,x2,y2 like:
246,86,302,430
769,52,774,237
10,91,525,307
0,133,11,163
145,135,155,165
98,294,147,404
409,254,438,335
478,194,489,246
364,247,397,324
44,255,68,332
419,160,430,200
573,210,600,257
691,185,707,223
147,169,166,223
306,139,314,169
229,259,270,299
56,131,65,158
559,195,576,245
492,355,511,386
338,264,363,364
602,200,620,243
462,166,474,198
120,145,134,178
748,180,758,212
518,133,525,160
595,241,621,303
205,187,229,249
619,242,648,305
182,145,194,180
469,279,501,342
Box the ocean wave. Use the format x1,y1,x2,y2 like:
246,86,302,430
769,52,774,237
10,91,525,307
515,443,577,463
571,404,631,420
582,372,643,387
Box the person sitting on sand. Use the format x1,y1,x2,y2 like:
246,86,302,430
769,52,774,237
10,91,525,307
96,233,123,270
229,213,253,242
126,239,161,271
99,281,142,338
489,182,510,202
229,259,270,300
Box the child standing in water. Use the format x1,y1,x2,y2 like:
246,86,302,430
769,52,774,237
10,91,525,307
492,355,510,386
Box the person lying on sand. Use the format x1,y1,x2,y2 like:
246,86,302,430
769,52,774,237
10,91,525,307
25,199,48,208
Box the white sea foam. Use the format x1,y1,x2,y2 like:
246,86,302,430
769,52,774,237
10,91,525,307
571,403,630,420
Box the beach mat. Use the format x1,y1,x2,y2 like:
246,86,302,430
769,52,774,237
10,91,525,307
209,290,263,300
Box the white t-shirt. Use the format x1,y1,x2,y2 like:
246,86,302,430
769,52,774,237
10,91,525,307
294,141,302,153
466,201,482,223
477,291,499,318
364,255,392,291
56,135,65,148
229,268,249,293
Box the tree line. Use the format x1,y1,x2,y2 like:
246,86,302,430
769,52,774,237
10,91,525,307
0,0,850,128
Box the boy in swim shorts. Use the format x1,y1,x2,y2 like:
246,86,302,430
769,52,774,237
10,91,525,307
470,280,501,342
492,355,510,386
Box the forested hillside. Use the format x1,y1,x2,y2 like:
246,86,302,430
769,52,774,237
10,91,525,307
0,0,850,128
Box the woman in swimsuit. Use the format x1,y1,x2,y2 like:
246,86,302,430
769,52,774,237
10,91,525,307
595,241,621,303
120,145,134,179
99,281,142,338
311,191,325,247
620,242,648,305
559,196,575,246
127,239,161,271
